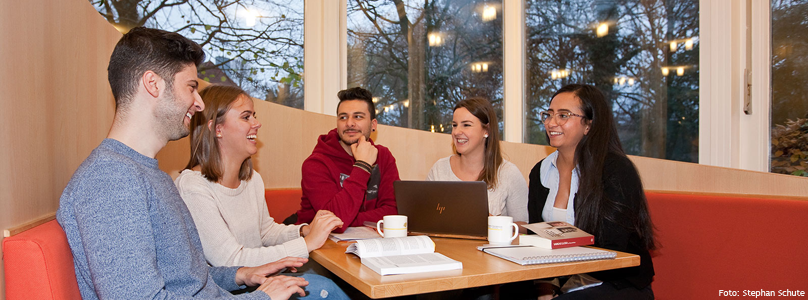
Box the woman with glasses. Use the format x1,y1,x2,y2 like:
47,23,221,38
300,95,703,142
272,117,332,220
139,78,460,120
426,97,528,224
525,84,656,299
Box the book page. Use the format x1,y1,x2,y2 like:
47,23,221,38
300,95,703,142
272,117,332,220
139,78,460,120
330,226,382,241
361,253,462,275
346,235,435,258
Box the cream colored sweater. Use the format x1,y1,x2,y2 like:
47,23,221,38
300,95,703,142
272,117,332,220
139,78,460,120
175,170,309,267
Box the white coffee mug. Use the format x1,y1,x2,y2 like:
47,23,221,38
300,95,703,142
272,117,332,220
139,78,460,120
487,216,519,245
376,215,408,238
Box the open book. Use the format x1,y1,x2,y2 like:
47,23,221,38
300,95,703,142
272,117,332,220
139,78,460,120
345,236,462,275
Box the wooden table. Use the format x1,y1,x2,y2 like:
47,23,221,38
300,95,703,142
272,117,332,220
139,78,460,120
310,237,640,298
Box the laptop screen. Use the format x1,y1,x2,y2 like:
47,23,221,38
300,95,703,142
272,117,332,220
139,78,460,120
394,181,489,239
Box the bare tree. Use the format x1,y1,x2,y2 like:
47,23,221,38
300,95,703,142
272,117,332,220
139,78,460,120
348,0,503,131
90,0,305,106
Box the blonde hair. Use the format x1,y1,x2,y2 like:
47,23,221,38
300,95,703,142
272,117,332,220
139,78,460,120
185,85,254,182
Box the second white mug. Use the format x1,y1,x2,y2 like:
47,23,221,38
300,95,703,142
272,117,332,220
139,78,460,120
376,215,408,238
487,216,519,245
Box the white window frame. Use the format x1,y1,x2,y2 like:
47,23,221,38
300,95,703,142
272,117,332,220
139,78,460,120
304,0,774,171
700,0,770,171
304,0,346,116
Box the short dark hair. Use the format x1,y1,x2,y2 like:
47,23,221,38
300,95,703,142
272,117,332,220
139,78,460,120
337,87,376,119
107,27,205,110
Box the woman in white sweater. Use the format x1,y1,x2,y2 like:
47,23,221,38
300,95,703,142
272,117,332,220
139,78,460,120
175,85,343,269
426,98,529,224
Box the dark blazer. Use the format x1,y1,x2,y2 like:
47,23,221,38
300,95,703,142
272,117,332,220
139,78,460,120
527,152,655,290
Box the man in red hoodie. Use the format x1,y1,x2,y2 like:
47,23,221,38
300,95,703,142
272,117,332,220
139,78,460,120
296,87,400,233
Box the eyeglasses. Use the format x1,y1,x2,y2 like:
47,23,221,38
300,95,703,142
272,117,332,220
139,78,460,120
539,110,586,125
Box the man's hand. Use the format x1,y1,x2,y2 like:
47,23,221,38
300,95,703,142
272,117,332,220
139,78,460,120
304,210,343,252
350,136,378,166
235,257,308,286
256,275,309,300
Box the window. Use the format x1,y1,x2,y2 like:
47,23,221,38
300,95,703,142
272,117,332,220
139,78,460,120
347,0,504,133
88,0,305,108
771,0,808,177
524,0,699,162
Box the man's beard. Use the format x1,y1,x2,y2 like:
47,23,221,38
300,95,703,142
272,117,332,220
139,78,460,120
154,87,190,141
339,129,369,145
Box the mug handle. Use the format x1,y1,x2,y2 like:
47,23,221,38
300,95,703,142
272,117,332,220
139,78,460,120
376,220,385,237
508,223,519,241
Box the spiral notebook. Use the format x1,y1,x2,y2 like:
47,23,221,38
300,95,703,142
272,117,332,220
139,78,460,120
482,246,616,265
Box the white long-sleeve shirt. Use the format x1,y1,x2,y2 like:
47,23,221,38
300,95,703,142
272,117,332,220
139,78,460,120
175,170,309,267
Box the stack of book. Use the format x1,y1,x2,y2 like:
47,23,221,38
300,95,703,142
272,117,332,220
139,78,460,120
480,221,615,265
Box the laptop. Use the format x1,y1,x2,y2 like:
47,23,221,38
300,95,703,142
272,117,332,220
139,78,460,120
394,180,489,240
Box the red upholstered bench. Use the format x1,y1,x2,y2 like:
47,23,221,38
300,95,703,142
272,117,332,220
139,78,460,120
646,192,808,299
2,219,81,300
265,188,303,223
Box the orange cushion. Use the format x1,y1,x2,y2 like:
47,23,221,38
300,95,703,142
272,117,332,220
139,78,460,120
3,219,81,300
647,193,808,299
265,188,302,222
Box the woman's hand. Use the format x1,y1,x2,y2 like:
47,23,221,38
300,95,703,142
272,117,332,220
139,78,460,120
235,257,308,286
256,275,309,300
304,210,343,252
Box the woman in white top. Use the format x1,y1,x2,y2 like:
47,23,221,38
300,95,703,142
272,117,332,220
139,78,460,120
426,97,528,224
175,85,344,268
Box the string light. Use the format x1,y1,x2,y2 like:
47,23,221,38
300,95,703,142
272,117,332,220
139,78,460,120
677,67,685,76
428,33,444,47
472,62,490,73
685,38,694,50
596,23,608,37
482,5,496,22
662,67,669,76
550,69,570,80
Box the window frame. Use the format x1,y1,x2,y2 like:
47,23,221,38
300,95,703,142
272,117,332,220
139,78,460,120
304,0,774,171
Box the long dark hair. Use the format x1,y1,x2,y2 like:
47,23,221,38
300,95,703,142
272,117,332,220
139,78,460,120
551,84,656,250
184,85,254,182
453,97,503,189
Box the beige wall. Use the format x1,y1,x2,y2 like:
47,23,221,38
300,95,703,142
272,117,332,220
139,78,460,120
0,0,121,227
0,0,122,297
158,99,808,198
3,0,808,298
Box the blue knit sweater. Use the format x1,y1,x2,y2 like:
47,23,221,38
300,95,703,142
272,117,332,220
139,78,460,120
57,139,269,299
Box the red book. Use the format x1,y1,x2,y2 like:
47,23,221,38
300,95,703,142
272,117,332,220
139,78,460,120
519,221,595,249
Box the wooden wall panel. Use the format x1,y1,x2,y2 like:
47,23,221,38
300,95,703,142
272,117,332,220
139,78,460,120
0,0,122,297
158,100,808,199
4,0,808,298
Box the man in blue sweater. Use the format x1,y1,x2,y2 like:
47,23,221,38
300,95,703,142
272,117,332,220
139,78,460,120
57,27,312,299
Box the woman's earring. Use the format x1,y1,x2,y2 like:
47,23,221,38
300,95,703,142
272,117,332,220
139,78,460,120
216,133,222,138
484,134,489,138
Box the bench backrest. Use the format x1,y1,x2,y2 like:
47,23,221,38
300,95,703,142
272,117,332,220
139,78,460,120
265,188,303,222
2,219,81,300
647,192,808,299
